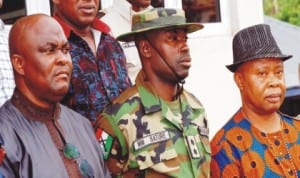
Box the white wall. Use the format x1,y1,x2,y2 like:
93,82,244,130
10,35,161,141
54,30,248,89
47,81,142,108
25,0,51,15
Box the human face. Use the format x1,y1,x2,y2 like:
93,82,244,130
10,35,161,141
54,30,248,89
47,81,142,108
21,17,72,107
129,0,151,9
53,0,99,28
145,28,191,83
235,58,286,114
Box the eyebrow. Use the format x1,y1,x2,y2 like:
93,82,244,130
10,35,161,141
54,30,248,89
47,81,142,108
39,41,69,48
61,41,70,48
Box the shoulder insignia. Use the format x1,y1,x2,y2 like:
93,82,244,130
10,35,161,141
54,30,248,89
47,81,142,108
99,131,114,160
198,127,209,137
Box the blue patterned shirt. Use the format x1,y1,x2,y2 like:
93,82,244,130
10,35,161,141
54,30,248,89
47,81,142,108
55,15,132,122
211,109,300,177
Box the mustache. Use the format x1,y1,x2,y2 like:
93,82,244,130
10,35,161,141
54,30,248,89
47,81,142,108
176,53,191,60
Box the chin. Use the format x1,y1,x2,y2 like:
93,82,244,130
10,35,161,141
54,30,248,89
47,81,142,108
81,16,96,23
179,73,189,80
265,105,281,113
54,87,69,95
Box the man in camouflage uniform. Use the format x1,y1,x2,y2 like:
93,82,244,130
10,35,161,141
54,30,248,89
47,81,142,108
95,8,211,178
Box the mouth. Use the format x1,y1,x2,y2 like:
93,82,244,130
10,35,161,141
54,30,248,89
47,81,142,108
265,93,282,103
79,5,96,14
179,56,192,68
55,70,70,79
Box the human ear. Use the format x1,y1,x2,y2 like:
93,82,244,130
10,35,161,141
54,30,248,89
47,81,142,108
138,40,151,58
11,54,25,75
234,72,244,90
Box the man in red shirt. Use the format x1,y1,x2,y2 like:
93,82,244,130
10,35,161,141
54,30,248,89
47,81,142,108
52,0,132,122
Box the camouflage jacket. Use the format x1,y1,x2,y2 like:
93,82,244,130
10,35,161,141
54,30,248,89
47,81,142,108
96,71,211,178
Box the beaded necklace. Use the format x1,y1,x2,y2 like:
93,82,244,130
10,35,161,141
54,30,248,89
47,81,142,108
265,120,298,178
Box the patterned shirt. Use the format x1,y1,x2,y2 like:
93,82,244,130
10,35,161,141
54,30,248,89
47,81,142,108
95,71,211,178
0,20,14,106
54,15,131,122
211,109,300,178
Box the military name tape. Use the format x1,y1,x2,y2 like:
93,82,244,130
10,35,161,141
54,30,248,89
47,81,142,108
133,131,170,150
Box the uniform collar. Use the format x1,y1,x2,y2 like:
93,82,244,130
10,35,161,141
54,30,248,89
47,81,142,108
135,71,203,115
54,14,111,38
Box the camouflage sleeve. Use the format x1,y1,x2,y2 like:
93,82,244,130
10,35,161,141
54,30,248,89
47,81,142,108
94,114,129,176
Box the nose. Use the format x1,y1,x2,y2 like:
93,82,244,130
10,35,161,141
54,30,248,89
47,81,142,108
180,40,190,54
268,73,284,87
177,32,190,53
56,50,72,66
181,42,189,51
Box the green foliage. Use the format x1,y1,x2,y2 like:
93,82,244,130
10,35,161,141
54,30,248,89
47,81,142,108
263,0,300,26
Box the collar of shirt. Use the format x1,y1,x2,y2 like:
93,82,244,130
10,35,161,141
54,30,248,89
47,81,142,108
135,70,203,115
11,89,61,123
53,14,111,38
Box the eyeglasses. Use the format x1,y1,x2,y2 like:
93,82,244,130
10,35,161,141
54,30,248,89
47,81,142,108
63,142,94,178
